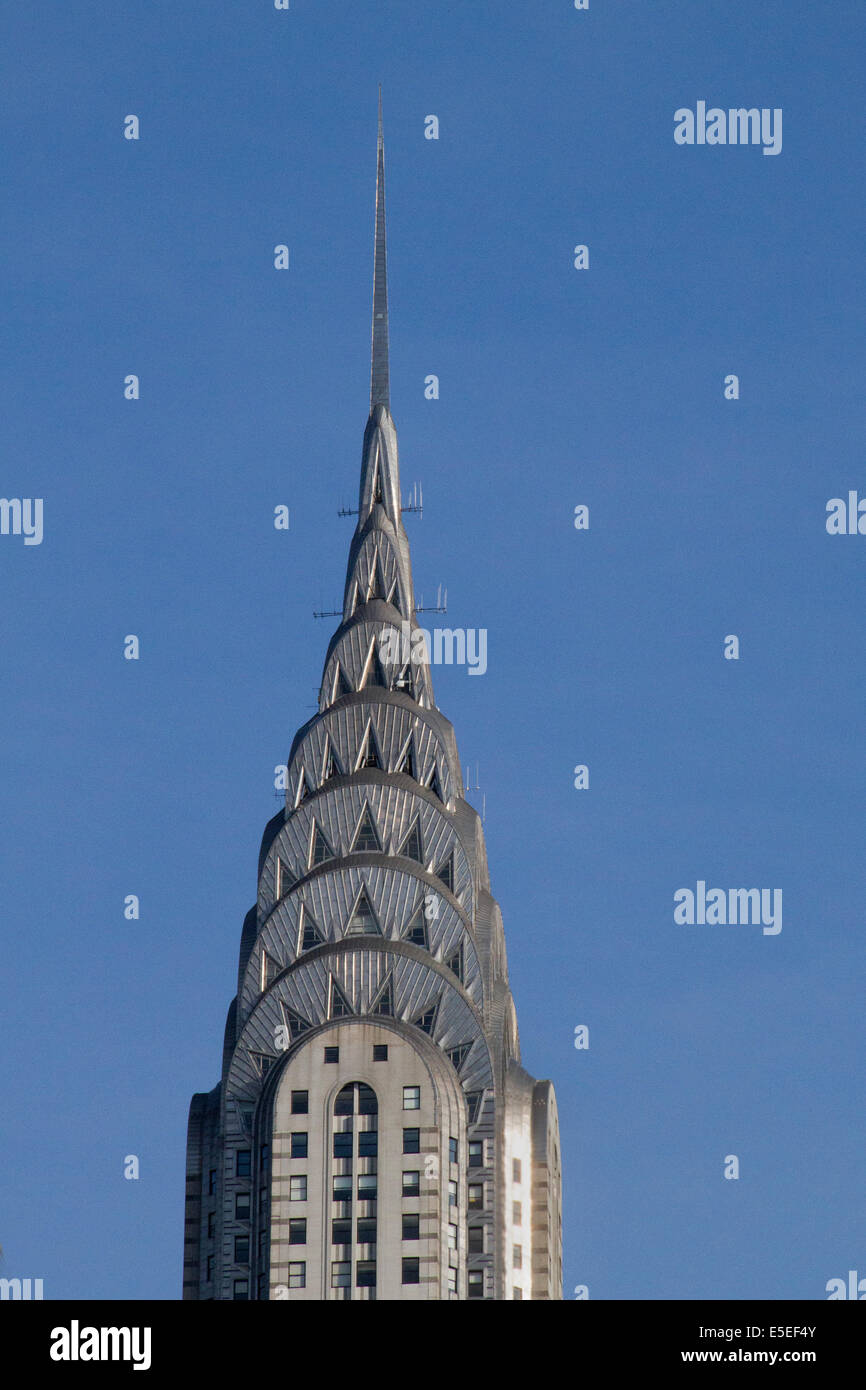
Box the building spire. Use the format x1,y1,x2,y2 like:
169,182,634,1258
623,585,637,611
370,87,389,414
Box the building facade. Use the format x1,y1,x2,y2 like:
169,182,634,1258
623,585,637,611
183,106,562,1302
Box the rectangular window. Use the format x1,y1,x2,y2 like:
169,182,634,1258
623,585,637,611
234,1192,250,1221
373,1044,388,1061
208,1169,217,1196
236,1150,251,1178
468,1183,484,1210
402,1257,420,1285
358,1130,378,1157
468,1270,484,1299
289,1218,306,1245
332,1218,351,1246
324,1046,339,1063
469,1140,484,1168
402,1170,420,1198
403,1128,420,1154
291,1090,309,1114
331,1261,351,1288
291,1132,308,1158
356,1260,376,1287
447,1222,458,1250
448,1180,458,1207
233,1278,249,1301
513,1286,523,1300
512,1158,522,1183
513,1244,522,1269
333,1131,353,1158
357,1174,377,1201
358,1088,377,1115
513,1200,522,1225
468,1226,484,1254
259,1143,270,1172
289,1175,307,1201
206,1255,214,1280
234,1235,249,1264
288,1261,306,1289
449,1137,458,1165
403,1085,420,1110
207,1211,215,1238
333,1175,352,1203
447,1268,457,1294
403,1213,420,1240
357,1218,377,1245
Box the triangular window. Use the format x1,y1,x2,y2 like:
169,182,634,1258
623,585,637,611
371,465,383,505
370,975,394,1018
363,658,386,689
299,906,324,952
294,769,309,808
277,859,295,900
387,576,401,609
398,817,423,863
414,1000,439,1035
330,977,354,1018
310,823,334,868
356,724,382,771
351,807,381,853
322,739,342,781
359,639,387,690
367,554,388,602
466,1091,483,1125
249,1051,275,1078
394,663,413,694
260,951,281,991
446,944,464,984
426,766,444,801
395,738,415,779
403,902,429,949
282,1005,311,1042
346,886,381,936
446,1043,472,1074
375,651,391,689
237,1100,254,1135
436,853,454,893
337,664,353,697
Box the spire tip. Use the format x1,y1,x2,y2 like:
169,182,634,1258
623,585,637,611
370,93,389,414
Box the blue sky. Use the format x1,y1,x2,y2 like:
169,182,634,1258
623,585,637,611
1,0,864,1299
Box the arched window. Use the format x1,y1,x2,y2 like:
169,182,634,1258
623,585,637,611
330,1083,379,1299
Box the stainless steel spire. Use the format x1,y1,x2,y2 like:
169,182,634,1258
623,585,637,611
370,89,390,414
183,98,563,1303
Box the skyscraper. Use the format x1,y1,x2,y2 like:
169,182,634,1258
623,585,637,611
183,102,562,1302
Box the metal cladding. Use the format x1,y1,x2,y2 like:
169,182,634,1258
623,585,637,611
370,89,389,414
183,106,562,1302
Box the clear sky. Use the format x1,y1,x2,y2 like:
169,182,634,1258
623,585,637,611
1,0,864,1300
